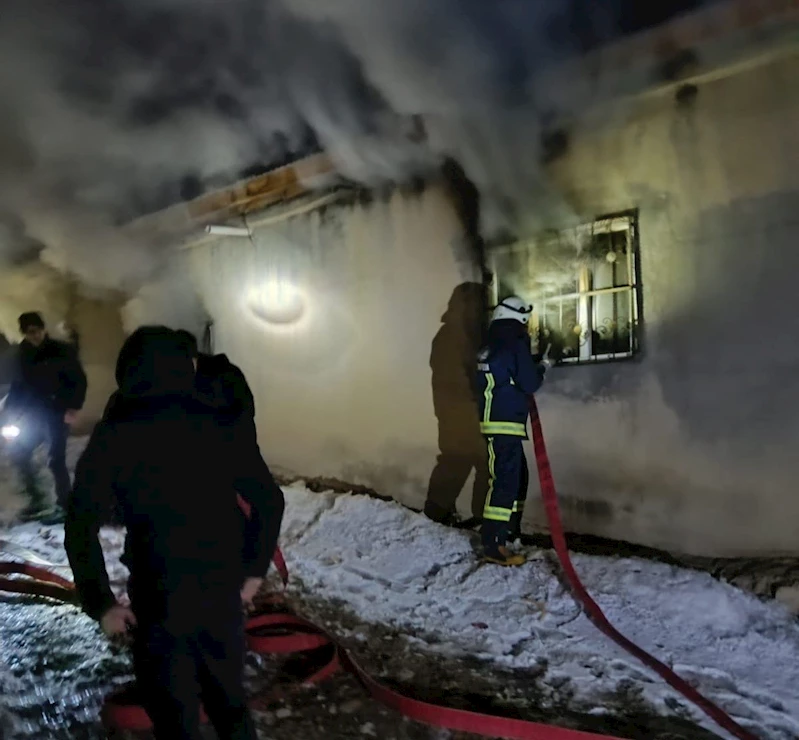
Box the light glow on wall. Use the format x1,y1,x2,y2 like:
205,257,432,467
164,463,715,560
246,277,307,328
1,425,20,440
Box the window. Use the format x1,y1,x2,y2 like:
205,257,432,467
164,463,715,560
488,211,641,365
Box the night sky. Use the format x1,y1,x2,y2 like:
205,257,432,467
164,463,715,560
618,0,706,34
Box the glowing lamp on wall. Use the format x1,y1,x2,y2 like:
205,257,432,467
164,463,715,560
246,278,306,326
1,425,21,440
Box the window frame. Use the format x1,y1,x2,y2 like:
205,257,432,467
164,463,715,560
487,210,643,367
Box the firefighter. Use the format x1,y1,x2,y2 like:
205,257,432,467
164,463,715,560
65,326,285,740
2,311,87,521
476,296,546,566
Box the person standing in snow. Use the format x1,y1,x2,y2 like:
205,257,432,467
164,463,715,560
64,326,285,740
476,296,546,567
2,311,87,522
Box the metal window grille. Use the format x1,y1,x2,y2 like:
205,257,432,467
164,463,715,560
488,211,642,365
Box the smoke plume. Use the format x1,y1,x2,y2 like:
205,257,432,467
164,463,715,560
0,0,700,315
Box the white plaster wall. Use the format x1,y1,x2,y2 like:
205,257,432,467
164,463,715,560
186,186,481,503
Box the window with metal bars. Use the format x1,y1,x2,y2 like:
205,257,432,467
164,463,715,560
488,211,642,365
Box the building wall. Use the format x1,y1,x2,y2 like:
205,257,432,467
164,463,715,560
67,292,126,433
186,186,483,506
535,53,799,556
187,52,799,558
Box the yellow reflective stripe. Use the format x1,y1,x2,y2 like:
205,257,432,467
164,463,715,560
483,373,495,426
483,506,512,522
480,421,526,437
483,438,513,522
512,501,525,513
486,437,496,506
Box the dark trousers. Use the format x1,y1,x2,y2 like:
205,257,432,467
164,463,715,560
9,409,70,508
481,436,529,550
131,579,256,740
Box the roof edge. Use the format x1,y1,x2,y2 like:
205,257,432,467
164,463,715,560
129,0,798,236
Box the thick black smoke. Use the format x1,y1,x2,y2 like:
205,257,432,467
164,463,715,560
0,0,702,292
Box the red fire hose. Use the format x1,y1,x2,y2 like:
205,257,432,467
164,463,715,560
0,561,76,604
99,562,629,740
0,402,758,740
527,397,757,740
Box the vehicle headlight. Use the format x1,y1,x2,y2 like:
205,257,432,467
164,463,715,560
1,425,21,440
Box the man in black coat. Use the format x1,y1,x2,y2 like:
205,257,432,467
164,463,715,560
64,326,285,740
104,330,256,449
2,311,87,520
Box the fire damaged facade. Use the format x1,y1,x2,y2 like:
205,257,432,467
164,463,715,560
119,0,799,558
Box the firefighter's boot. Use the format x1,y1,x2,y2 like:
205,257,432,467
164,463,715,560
482,545,526,567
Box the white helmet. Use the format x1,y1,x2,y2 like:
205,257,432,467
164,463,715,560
491,295,532,324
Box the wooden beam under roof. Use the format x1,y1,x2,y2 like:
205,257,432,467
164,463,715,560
123,152,336,240
186,153,336,223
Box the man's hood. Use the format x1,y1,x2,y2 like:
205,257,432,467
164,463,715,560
115,327,195,399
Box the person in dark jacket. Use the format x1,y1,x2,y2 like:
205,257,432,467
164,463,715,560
2,311,87,520
64,326,285,740
476,296,546,567
104,330,255,444
174,330,256,447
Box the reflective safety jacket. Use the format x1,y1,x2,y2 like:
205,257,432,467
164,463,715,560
476,320,545,438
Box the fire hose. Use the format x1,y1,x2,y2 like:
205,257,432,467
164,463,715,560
0,402,758,740
527,397,756,740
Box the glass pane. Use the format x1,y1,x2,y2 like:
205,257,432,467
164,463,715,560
592,289,633,356
537,234,579,298
539,271,579,299
540,297,583,361
492,241,577,303
592,259,614,291
585,230,630,289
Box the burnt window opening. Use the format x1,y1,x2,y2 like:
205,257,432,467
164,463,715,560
488,210,642,366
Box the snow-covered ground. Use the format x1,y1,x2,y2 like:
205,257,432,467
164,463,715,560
282,487,799,740
2,481,799,739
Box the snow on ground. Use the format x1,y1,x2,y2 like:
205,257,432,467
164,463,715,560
276,487,799,740
3,482,799,740
1,437,797,739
